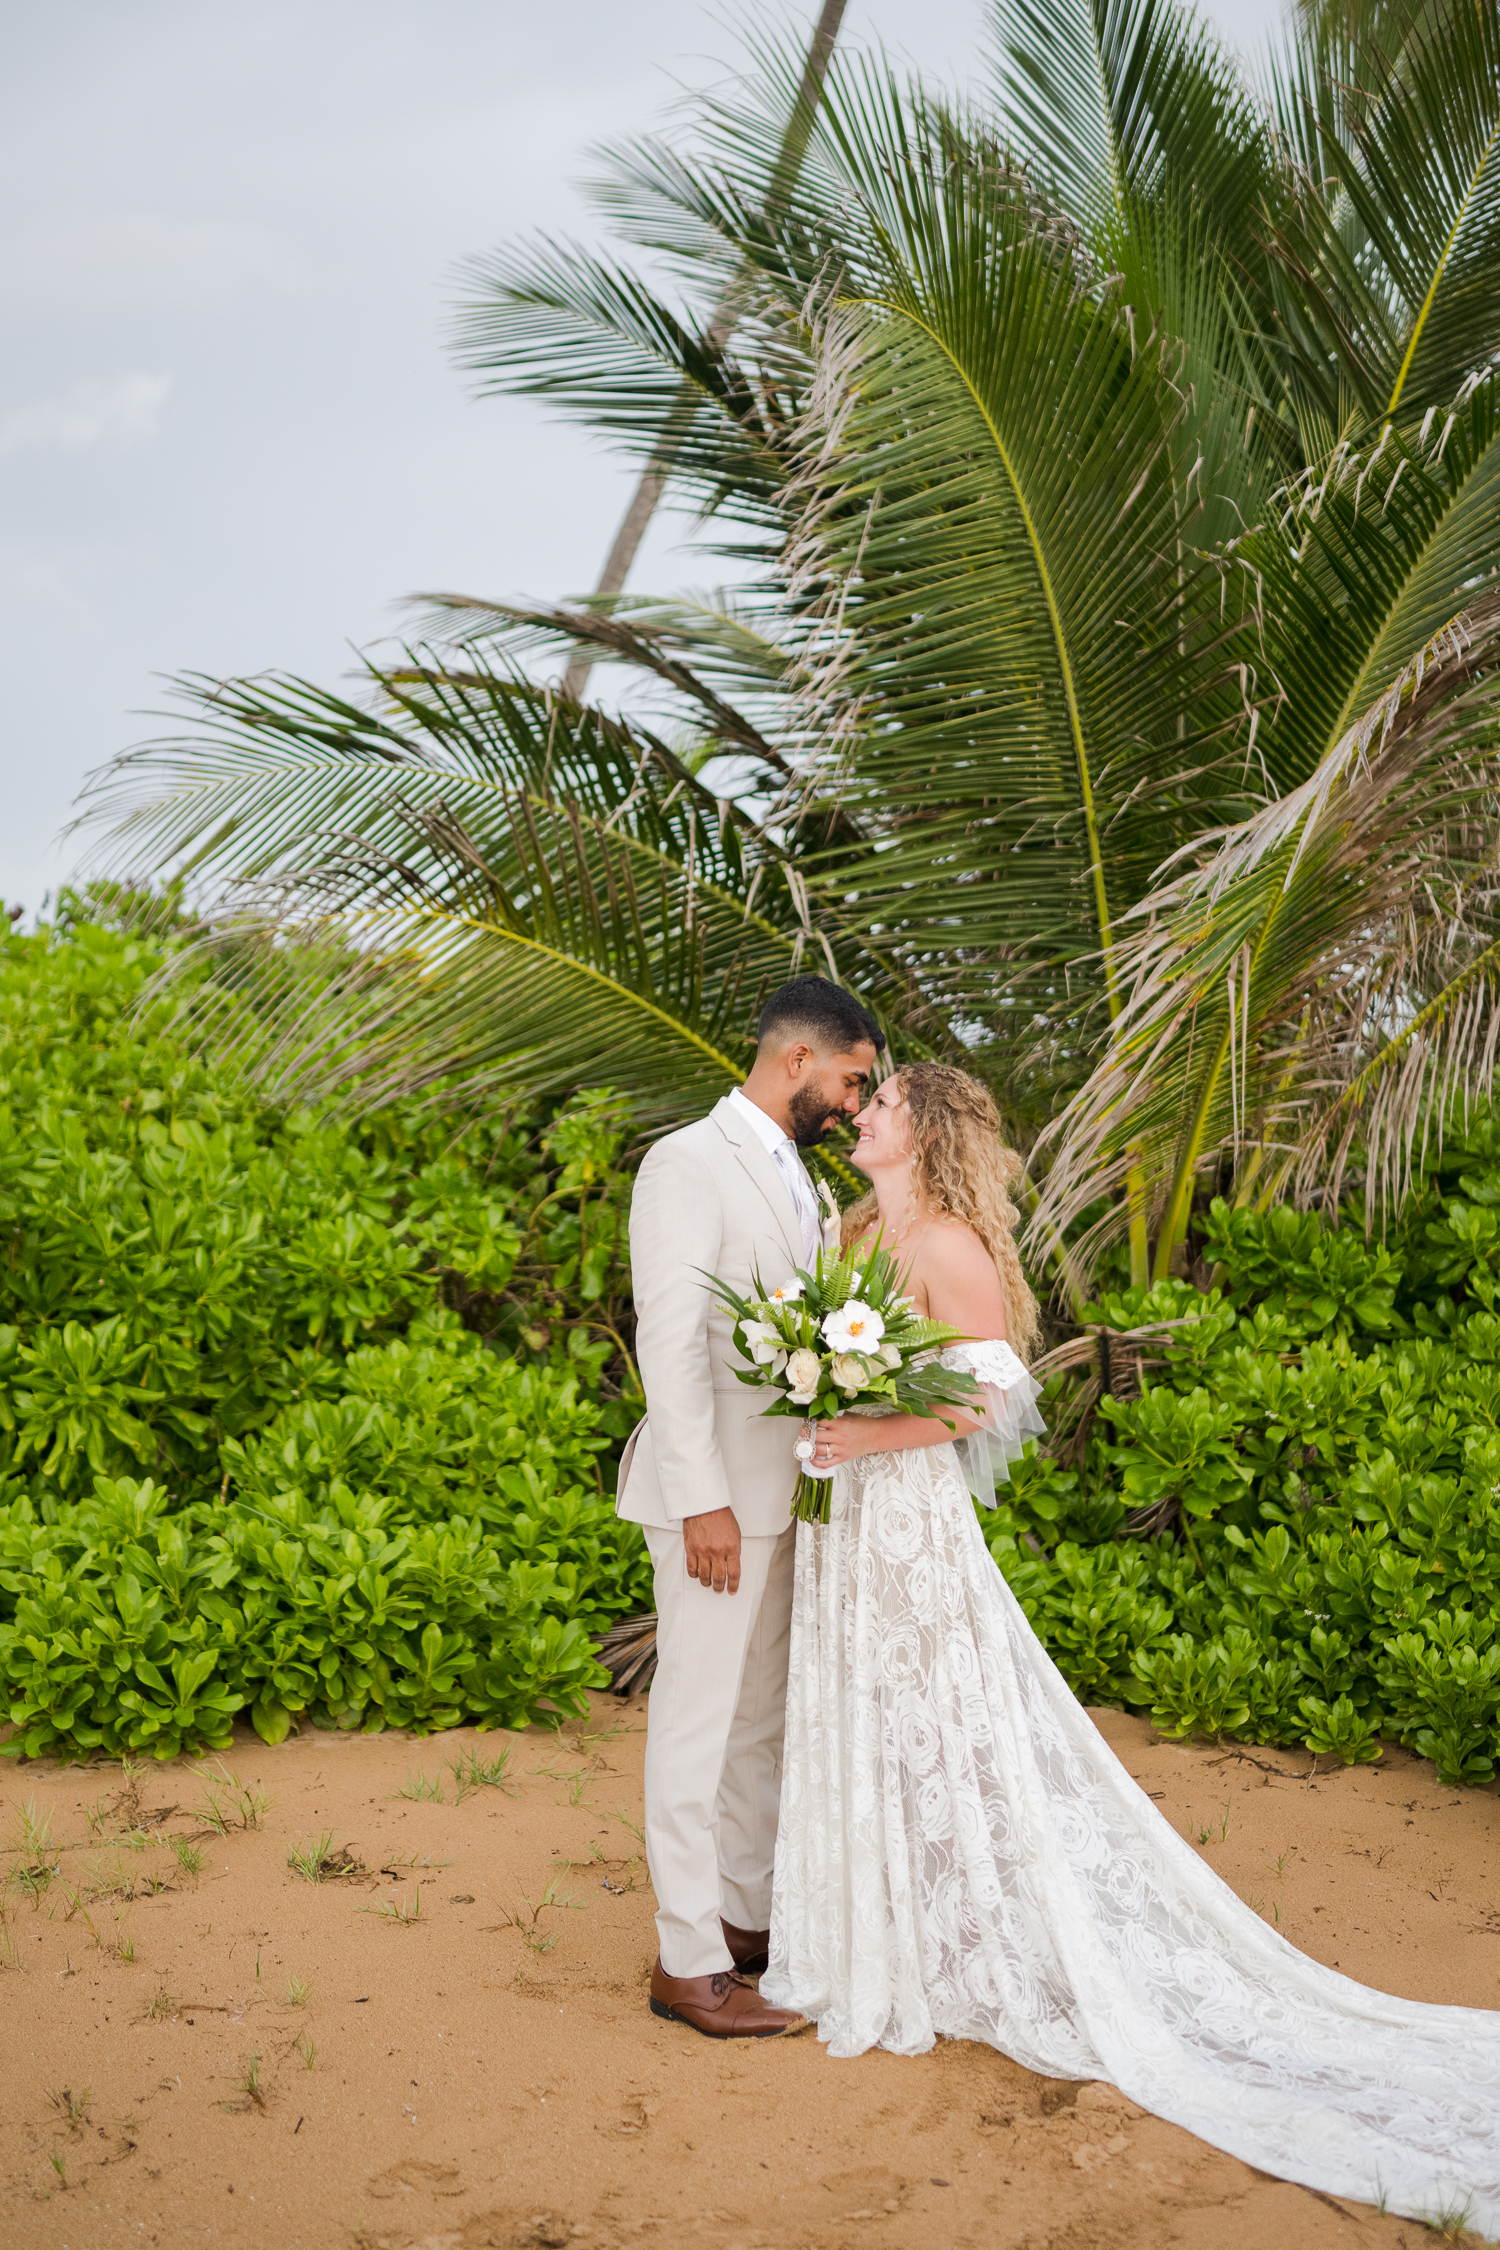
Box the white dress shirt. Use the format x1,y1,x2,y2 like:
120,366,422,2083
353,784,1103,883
727,1085,821,1263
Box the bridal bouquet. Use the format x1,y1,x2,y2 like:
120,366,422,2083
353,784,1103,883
708,1222,981,1522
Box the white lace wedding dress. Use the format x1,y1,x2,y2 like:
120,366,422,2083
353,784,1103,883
761,1340,1500,2233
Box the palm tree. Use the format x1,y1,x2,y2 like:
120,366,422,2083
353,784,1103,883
1029,0,1500,1274
79,0,1500,1288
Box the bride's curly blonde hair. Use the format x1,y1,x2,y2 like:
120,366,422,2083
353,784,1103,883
841,1062,1040,1360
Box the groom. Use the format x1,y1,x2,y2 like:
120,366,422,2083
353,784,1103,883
617,975,884,2038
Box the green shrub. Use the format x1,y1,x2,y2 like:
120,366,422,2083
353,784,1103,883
0,1467,615,1760
25,911,1500,1789
982,1132,1500,1784
0,916,647,1759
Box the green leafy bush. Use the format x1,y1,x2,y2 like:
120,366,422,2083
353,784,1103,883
984,1124,1500,1784
24,912,1500,1790
0,917,648,1759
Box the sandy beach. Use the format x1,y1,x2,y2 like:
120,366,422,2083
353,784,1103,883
3,1695,1497,2250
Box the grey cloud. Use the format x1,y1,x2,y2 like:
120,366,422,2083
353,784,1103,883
0,373,174,456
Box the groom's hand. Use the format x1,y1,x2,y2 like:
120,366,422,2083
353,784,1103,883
683,1506,742,1594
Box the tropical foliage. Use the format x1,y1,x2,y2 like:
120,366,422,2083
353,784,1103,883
9,917,1500,1788
992,1105,1500,1784
0,915,649,1759
77,0,1500,1292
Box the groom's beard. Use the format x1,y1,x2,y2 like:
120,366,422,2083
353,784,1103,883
787,1079,846,1148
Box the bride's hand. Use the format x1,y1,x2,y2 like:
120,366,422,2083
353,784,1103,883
808,1414,877,1469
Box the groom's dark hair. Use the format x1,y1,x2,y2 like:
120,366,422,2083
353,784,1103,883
756,976,886,1056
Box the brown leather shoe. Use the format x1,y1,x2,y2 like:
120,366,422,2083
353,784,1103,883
649,1959,808,2039
721,1917,771,1976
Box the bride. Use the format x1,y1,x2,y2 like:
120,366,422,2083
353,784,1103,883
760,1060,1500,2233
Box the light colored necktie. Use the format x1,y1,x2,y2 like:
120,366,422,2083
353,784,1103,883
773,1140,820,1262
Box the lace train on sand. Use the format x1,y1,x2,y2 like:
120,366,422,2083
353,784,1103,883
762,1343,1500,2232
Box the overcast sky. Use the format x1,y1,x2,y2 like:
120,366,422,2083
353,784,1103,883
1,0,1285,916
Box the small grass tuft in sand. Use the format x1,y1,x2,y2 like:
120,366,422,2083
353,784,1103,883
450,1747,513,1800
361,1884,422,1924
286,1833,362,1883
47,2087,90,2130
395,1769,444,1802
15,1797,55,1856
295,2033,317,2070
1416,2193,1477,2240
285,1973,313,2006
12,1799,62,1899
197,1763,269,1835
494,1876,581,1955
532,1758,593,1808
144,1985,176,2022
68,1893,137,1961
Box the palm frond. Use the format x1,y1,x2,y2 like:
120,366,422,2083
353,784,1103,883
73,2,1500,1240
594,1612,659,1695
447,22,886,546
450,235,800,533
989,0,1278,251
400,590,802,790
1225,372,1500,794
1269,0,1500,430
1030,587,1500,1277
761,103,1235,1039
73,658,911,1124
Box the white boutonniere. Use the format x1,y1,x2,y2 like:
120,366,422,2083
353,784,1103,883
818,1179,843,1252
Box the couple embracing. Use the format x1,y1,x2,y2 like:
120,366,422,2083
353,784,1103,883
617,976,1500,2229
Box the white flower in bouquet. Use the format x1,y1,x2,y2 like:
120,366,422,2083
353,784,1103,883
822,1300,885,1354
707,1245,979,1525
785,1347,823,1403
740,1318,788,1373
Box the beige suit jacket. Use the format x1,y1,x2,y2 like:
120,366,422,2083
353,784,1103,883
616,1096,805,1537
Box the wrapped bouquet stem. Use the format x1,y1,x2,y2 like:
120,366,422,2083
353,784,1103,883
706,1235,982,1523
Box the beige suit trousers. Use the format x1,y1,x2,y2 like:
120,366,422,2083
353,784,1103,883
644,1518,796,1979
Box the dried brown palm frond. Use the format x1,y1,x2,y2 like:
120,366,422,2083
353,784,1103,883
595,1612,659,1697
1030,1318,1205,1465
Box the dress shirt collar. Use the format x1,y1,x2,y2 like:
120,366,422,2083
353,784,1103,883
727,1084,796,1157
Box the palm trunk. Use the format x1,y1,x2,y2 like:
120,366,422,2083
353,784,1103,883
562,0,851,703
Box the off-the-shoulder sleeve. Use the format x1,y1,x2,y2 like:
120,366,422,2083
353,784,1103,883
939,1339,1046,1500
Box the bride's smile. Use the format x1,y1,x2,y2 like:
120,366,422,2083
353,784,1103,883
850,1079,907,1170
